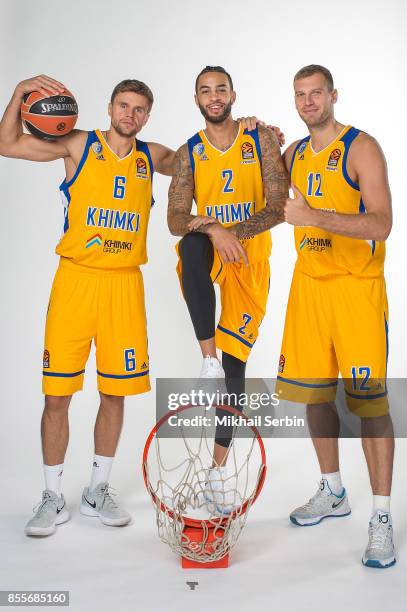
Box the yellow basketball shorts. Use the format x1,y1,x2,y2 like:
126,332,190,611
277,269,389,417
42,258,150,397
177,246,270,362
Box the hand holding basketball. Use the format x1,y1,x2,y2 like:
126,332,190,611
18,75,78,140
15,75,66,98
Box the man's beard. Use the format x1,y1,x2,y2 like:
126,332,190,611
198,101,232,124
112,120,139,138
301,108,331,130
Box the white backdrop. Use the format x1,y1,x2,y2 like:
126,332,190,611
0,1,406,611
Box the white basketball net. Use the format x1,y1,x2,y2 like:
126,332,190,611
144,405,266,564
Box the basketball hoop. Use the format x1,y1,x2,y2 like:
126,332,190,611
143,403,267,568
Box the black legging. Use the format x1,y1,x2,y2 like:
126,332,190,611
179,232,215,340
179,233,246,448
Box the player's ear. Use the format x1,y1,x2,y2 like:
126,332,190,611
194,93,199,107
231,91,237,105
108,102,112,118
332,89,338,104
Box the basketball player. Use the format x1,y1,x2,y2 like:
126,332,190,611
0,74,277,534
0,74,177,536
167,66,288,513
279,65,395,567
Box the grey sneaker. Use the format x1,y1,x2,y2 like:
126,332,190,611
290,479,351,526
80,482,131,526
362,510,396,568
25,490,70,536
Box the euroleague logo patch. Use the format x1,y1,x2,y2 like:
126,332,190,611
241,141,254,160
136,157,148,177
327,148,341,169
279,354,285,374
43,350,50,369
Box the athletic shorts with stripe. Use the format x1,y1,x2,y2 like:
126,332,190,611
42,258,150,396
277,269,389,417
177,245,270,362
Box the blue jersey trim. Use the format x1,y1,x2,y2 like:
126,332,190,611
97,369,149,379
43,369,85,378
61,186,71,233
136,139,154,176
60,131,98,190
340,127,361,191
217,325,254,348
289,136,310,176
212,261,223,283
187,132,203,175
277,376,338,389
244,126,262,165
345,389,388,401
359,198,375,254
136,139,154,207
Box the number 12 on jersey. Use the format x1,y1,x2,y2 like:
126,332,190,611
307,172,323,197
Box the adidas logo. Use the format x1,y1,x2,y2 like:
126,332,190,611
140,362,148,370
93,462,99,468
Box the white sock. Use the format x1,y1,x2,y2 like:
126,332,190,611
43,463,64,496
321,471,343,496
90,455,114,491
372,495,391,515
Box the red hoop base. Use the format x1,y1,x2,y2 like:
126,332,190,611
181,526,229,569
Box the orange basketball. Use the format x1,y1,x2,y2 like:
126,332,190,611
21,89,78,140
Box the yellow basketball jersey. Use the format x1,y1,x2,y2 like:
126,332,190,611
56,129,154,269
290,125,385,278
187,123,271,263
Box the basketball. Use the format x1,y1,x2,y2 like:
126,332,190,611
21,90,78,140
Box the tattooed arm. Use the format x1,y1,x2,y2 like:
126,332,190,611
230,125,289,239
167,144,198,236
167,143,249,264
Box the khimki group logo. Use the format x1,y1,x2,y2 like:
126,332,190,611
86,233,102,249
299,234,332,252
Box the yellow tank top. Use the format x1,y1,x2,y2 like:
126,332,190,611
290,125,385,278
56,129,154,269
187,123,271,263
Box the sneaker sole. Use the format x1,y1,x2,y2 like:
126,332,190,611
80,504,131,526
25,509,70,536
290,510,351,527
362,556,396,569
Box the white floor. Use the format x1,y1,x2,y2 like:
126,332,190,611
1,438,405,612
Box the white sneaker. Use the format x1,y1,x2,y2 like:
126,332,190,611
80,482,131,526
25,490,70,537
204,467,236,516
290,479,351,526
362,510,396,568
199,356,225,379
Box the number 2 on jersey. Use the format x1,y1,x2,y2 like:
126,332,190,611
222,169,234,193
